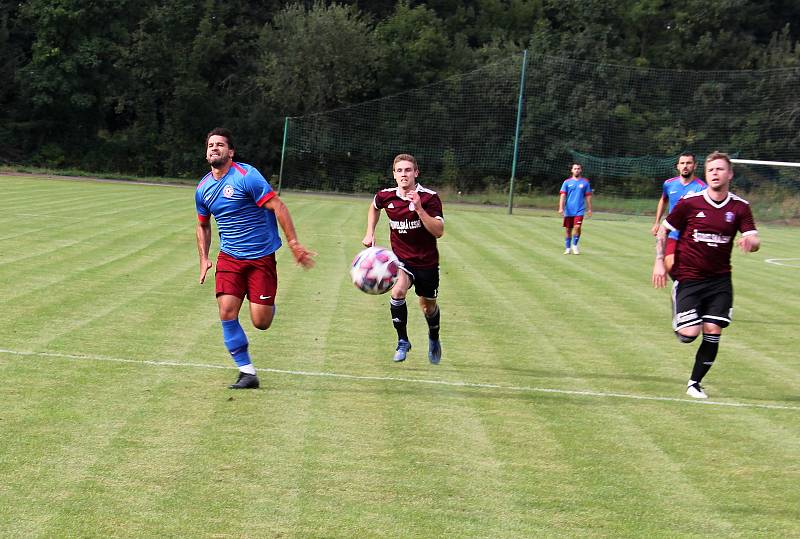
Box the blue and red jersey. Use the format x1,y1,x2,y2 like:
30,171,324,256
662,176,707,212
195,162,280,259
560,177,592,216
662,176,706,240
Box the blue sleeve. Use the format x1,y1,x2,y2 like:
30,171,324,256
195,189,209,218
584,180,592,194
559,180,568,192
243,166,273,204
665,199,688,232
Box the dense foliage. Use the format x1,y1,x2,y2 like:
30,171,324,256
1,0,799,178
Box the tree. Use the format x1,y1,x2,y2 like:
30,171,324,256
374,1,474,94
16,0,137,164
257,2,382,115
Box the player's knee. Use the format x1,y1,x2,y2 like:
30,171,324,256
253,320,272,331
675,332,697,344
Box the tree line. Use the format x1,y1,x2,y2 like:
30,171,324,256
1,0,799,179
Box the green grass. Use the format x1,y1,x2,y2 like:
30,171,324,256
1,175,799,537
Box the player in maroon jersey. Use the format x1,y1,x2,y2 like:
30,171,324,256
652,151,760,399
362,154,445,364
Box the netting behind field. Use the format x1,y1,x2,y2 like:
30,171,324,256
280,53,800,216
281,56,521,196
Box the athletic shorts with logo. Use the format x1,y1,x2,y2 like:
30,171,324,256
399,260,439,299
672,275,733,331
215,251,277,305
562,215,584,228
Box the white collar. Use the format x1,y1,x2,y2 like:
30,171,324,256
702,189,731,208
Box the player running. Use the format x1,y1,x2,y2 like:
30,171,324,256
652,151,760,399
651,152,707,274
195,127,315,389
362,154,445,364
558,163,593,254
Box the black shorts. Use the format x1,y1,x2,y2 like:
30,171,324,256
399,262,439,299
672,275,733,331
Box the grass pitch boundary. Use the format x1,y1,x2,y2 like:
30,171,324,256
3,347,798,412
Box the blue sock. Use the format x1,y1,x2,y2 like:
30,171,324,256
572,235,580,246
221,319,251,367
565,237,571,249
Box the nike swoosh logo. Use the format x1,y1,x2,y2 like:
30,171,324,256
259,295,271,300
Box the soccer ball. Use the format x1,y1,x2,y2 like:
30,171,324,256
350,246,400,295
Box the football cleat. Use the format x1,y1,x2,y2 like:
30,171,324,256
563,248,571,255
571,245,580,255
428,338,442,365
393,339,411,362
686,382,707,399
229,372,260,389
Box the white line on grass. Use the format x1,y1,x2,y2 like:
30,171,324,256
2,347,798,412
765,258,800,268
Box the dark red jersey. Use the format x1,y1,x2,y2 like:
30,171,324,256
665,190,757,281
373,184,444,269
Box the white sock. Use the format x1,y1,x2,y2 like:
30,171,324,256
239,364,256,375
688,380,697,387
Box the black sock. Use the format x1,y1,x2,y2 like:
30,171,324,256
390,298,408,341
690,333,720,383
426,305,440,340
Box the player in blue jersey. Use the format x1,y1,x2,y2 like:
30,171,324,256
558,163,593,254
195,127,315,389
650,152,706,274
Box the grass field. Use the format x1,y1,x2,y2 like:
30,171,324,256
1,175,799,537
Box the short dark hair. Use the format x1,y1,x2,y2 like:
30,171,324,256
206,127,234,149
677,151,696,162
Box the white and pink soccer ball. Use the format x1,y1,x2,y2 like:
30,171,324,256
350,246,400,295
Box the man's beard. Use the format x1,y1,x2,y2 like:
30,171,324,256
209,155,230,169
681,170,693,179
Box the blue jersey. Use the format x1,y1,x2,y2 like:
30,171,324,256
195,162,281,259
560,177,593,216
662,176,706,240
662,176,706,212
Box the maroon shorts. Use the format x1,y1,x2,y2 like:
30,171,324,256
215,251,277,305
563,215,584,229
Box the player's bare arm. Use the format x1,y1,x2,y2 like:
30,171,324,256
196,219,213,284
362,204,381,247
558,193,565,214
652,225,668,288
738,232,761,253
408,191,444,238
585,192,593,217
652,195,667,235
263,195,316,269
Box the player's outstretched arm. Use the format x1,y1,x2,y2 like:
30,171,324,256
652,226,668,288
264,195,316,269
196,220,213,284
362,204,381,247
651,195,667,235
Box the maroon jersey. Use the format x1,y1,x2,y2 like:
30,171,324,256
665,190,757,281
373,184,444,268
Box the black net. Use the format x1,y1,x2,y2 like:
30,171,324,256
281,53,800,217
